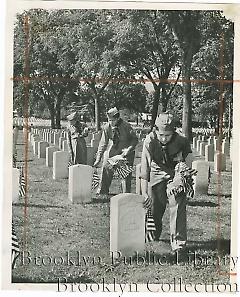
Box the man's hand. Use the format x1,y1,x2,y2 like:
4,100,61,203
93,158,101,167
121,147,131,157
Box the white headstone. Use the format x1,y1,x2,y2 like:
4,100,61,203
199,141,207,156
205,144,214,162
62,140,68,152
222,140,230,156
192,160,209,195
53,133,60,147
59,137,67,150
53,151,69,179
192,137,197,149
33,141,39,156
214,152,226,172
196,139,202,152
68,164,93,203
135,164,141,195
38,141,49,158
13,168,20,203
208,136,214,145
46,146,59,167
110,193,145,258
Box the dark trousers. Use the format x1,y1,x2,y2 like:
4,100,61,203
151,181,187,251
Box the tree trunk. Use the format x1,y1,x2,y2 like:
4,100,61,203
55,98,62,129
94,95,100,131
150,86,161,129
181,49,193,141
161,87,168,112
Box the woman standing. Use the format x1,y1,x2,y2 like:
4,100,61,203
67,111,88,165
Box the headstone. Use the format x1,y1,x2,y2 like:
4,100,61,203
199,141,207,157
59,137,67,150
38,142,49,158
201,135,206,141
46,146,59,167
208,136,214,145
192,137,197,149
192,160,210,195
196,139,202,152
53,133,60,147
222,140,230,156
33,141,39,156
13,168,20,203
135,164,141,195
50,133,55,144
87,146,94,166
205,144,214,162
214,152,226,172
53,151,69,180
214,137,220,152
62,140,68,152
110,193,145,258
68,164,93,203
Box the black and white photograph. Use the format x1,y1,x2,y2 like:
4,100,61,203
2,1,240,293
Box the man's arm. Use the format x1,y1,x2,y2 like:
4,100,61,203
94,126,109,166
122,124,138,157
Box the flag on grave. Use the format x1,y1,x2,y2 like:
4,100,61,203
19,167,26,198
12,224,20,269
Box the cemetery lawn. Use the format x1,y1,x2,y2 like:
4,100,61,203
12,132,232,285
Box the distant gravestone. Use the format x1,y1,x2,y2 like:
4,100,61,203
192,160,209,195
199,141,207,157
222,140,230,156
53,133,60,147
53,151,69,179
192,137,197,149
33,141,39,156
46,146,59,167
208,136,214,145
110,193,145,258
68,164,93,203
135,163,141,195
214,152,226,172
59,137,67,150
205,144,214,162
50,133,55,144
62,140,68,152
196,139,202,152
12,168,20,203
38,142,49,158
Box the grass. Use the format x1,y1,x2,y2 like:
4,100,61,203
12,131,232,285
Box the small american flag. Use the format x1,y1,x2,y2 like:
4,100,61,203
145,209,156,243
92,172,100,190
12,224,20,269
113,163,133,179
19,167,26,198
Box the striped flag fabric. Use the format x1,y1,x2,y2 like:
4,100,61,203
92,172,100,190
12,224,20,269
145,209,156,243
18,167,26,198
113,164,134,180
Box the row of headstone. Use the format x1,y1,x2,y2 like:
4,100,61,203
192,135,230,172
28,128,103,204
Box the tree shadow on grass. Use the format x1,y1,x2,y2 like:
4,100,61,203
90,197,110,204
187,200,219,207
160,239,230,255
12,202,65,209
12,274,96,284
207,193,231,198
187,239,230,255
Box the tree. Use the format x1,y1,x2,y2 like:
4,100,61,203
112,10,182,128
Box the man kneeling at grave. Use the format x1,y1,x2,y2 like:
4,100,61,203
140,112,193,258
93,107,138,194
